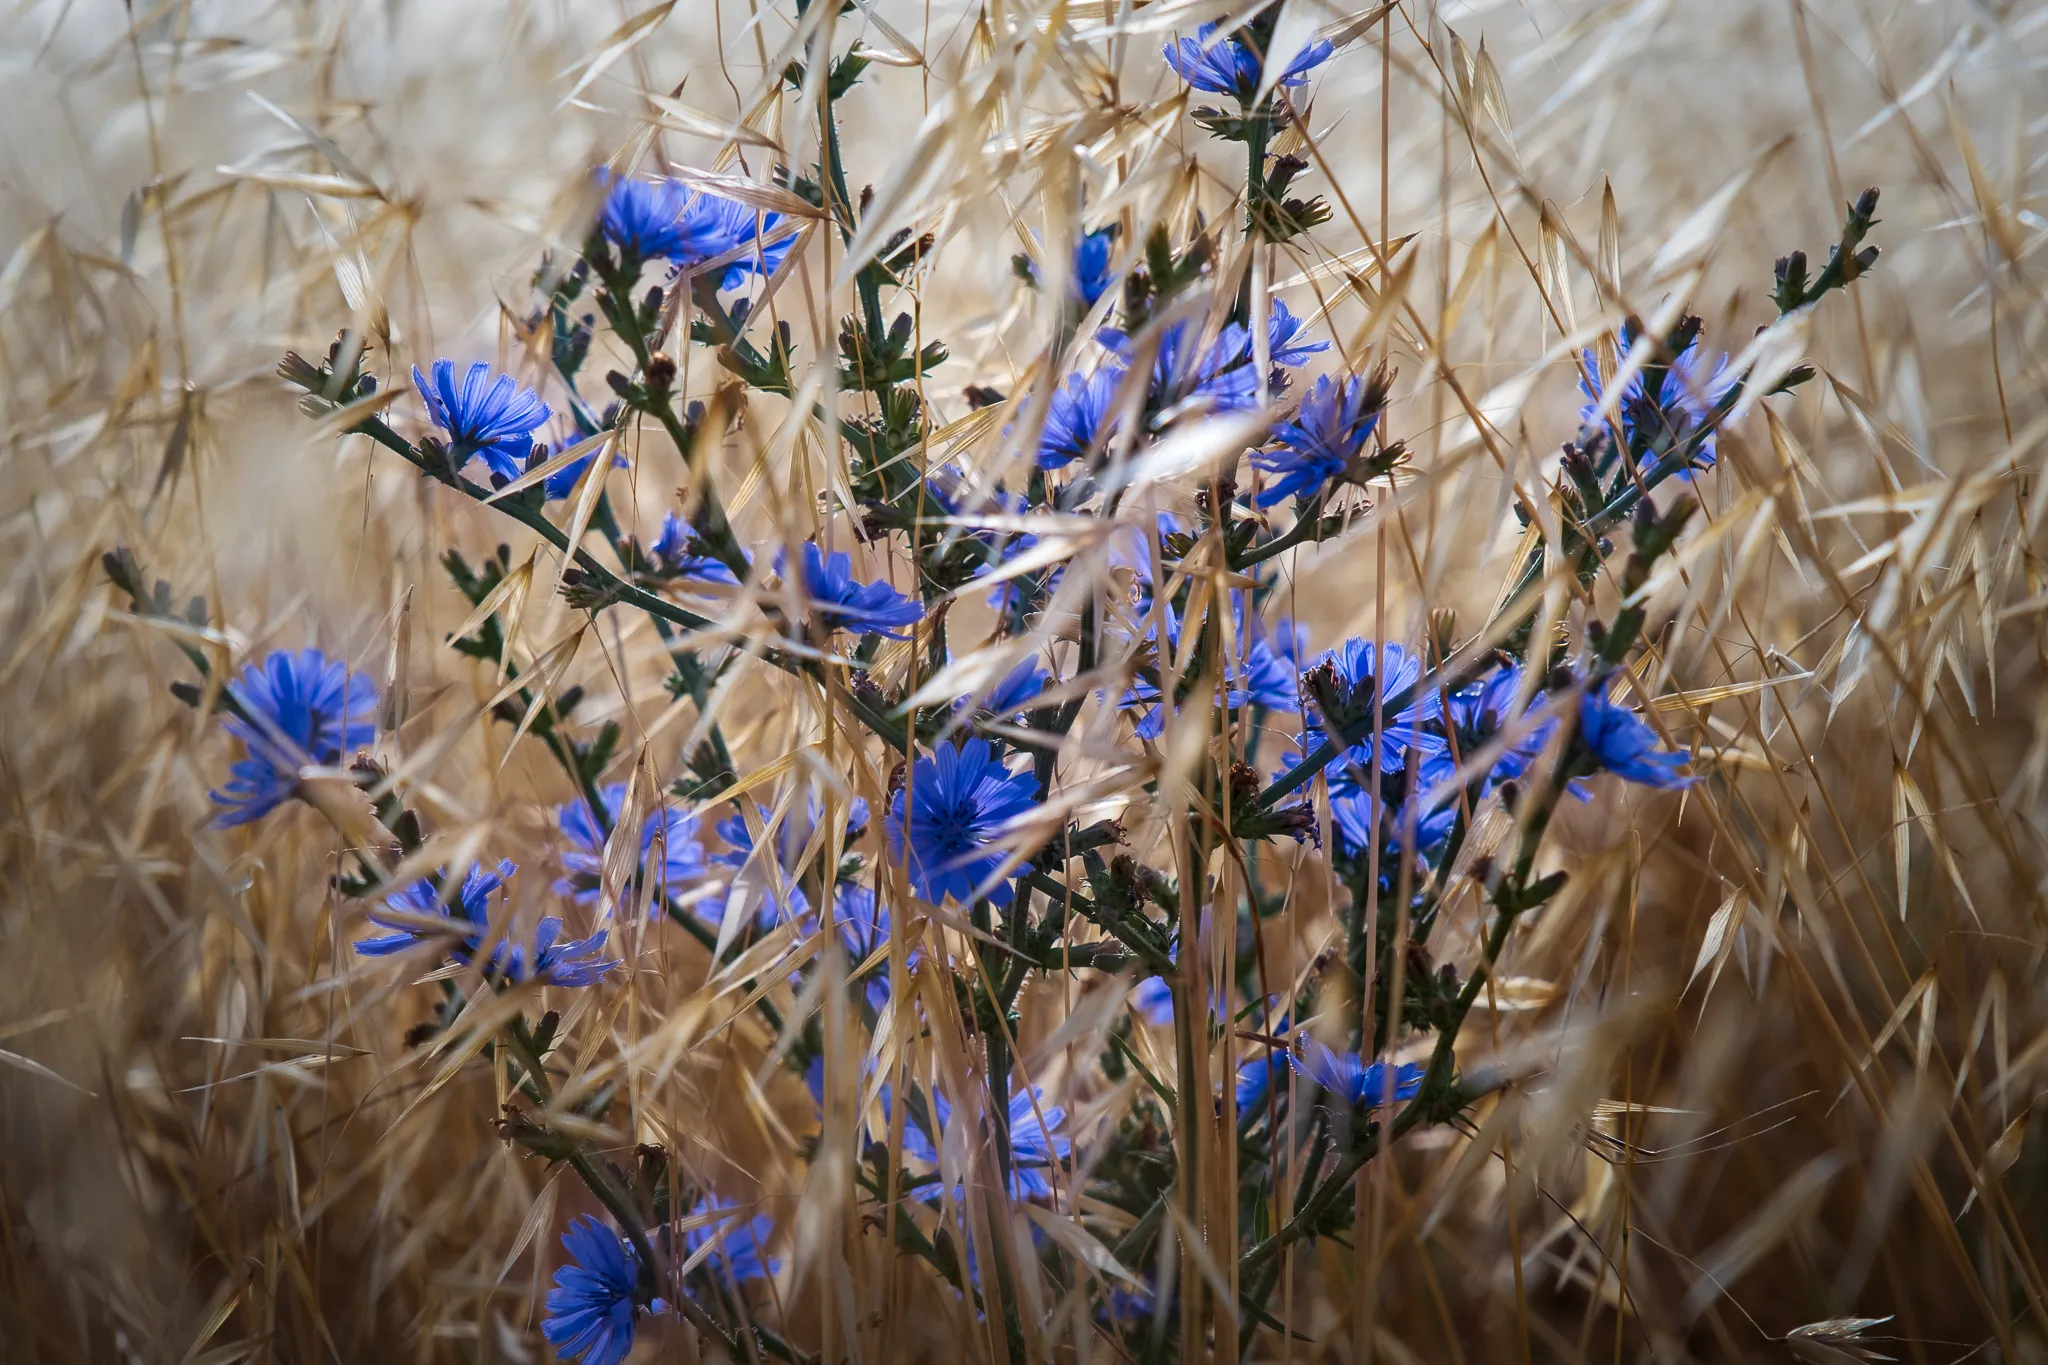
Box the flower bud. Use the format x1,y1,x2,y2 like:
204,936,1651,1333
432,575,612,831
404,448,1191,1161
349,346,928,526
646,352,676,393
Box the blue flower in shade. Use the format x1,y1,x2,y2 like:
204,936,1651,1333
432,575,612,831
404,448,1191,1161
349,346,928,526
1005,1085,1073,1199
886,1084,943,1165
541,444,627,502
1219,594,1309,715
1288,1038,1425,1108
211,649,378,826
412,359,551,483
1133,974,1175,1025
957,656,1052,722
708,796,868,931
824,881,908,1011
1235,1049,1288,1116
1072,228,1118,305
1121,602,1301,737
780,542,924,639
1032,366,1124,469
1118,608,1222,740
545,1216,656,1365
1265,300,1328,368
829,883,911,1010
350,859,510,964
920,467,1037,597
556,784,709,908
520,916,625,987
355,861,618,988
1578,687,1694,788
984,545,1055,616
1300,638,1444,771
1252,372,1386,506
651,512,744,586
1107,511,1187,590
887,737,1038,906
895,1085,1071,1199
1105,1278,1160,1326
1306,639,1445,764
671,191,793,290
596,172,791,289
1442,665,1594,804
831,881,889,959
1129,941,1232,1026
1164,23,1334,100
802,1054,828,1107
1239,632,1305,713
1327,751,1458,860
1139,320,1261,414
1579,327,1734,473
684,1194,777,1285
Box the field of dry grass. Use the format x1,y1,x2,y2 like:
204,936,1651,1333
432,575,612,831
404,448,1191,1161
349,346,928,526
5,0,2048,1361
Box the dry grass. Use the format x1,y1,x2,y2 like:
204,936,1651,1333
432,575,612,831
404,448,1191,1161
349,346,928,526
4,0,2048,1361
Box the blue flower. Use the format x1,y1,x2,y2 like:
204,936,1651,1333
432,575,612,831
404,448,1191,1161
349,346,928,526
1326,751,1458,860
1163,23,1334,100
1129,941,1231,1027
556,784,708,908
598,172,694,260
412,359,552,483
1300,638,1444,771
1137,320,1261,414
919,467,1036,587
1108,511,1187,587
1118,607,1231,740
545,1216,654,1365
780,542,924,639
1072,228,1118,305
356,860,618,988
1235,1050,1287,1116
1579,327,1734,472
670,190,793,290
1265,299,1329,368
708,796,867,931
1578,687,1694,788
542,444,627,502
1252,372,1386,506
520,917,624,988
651,512,744,585
1121,602,1300,736
1239,632,1304,713
957,656,1052,722
889,1084,945,1166
1288,1038,1425,1108
684,1194,778,1285
831,881,889,959
1133,974,1175,1026
596,172,791,288
1032,366,1123,469
211,649,378,826
802,1054,828,1106
1442,666,1595,806
1105,1278,1160,1325
830,883,908,1009
1005,1085,1073,1199
886,737,1038,906
896,1085,1070,1199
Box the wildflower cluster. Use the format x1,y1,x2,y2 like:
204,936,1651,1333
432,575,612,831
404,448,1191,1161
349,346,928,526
105,14,1884,1358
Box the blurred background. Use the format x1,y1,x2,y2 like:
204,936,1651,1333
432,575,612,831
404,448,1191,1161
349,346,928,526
4,0,2046,1360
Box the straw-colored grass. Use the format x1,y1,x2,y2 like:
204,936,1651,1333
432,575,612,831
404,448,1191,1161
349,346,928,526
4,0,2046,1361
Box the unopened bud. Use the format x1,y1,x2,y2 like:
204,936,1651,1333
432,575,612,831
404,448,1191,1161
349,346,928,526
646,352,676,393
